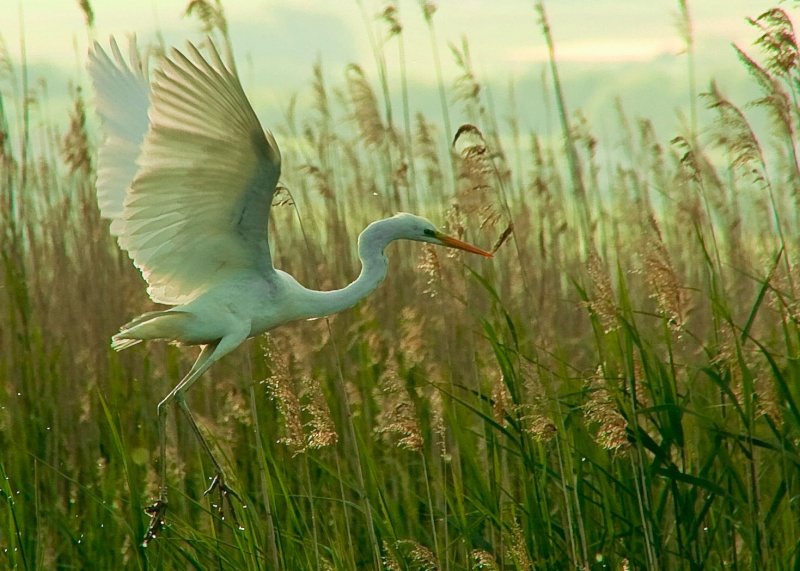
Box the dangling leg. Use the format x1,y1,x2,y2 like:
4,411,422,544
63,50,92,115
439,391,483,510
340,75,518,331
143,326,249,545
143,343,217,546
175,393,242,528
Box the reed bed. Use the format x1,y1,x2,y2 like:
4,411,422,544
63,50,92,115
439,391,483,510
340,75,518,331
2,2,800,569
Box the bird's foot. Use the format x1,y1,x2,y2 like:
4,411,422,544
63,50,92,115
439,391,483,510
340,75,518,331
204,474,243,529
142,499,168,547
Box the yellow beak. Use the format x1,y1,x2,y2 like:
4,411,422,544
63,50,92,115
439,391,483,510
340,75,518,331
433,231,493,258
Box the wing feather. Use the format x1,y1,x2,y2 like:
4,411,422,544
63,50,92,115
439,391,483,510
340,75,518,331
88,37,151,237
91,38,281,305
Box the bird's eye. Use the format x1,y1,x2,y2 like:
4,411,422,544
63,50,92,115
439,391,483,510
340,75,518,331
423,229,435,237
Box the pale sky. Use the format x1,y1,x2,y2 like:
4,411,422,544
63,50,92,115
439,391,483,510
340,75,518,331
0,0,792,146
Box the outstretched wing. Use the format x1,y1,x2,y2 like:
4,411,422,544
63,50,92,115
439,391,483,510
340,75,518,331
88,37,151,237
90,39,281,305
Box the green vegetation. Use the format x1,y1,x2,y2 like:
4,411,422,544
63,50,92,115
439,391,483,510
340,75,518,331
2,1,800,569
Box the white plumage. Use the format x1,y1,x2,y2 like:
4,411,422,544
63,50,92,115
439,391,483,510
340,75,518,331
88,36,491,544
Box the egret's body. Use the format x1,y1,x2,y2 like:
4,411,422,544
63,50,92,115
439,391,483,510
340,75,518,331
88,37,491,543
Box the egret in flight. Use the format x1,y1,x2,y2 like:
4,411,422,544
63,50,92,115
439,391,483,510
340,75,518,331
88,37,492,543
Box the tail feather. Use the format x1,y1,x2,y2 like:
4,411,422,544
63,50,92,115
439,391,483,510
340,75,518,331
111,309,189,352
111,337,143,351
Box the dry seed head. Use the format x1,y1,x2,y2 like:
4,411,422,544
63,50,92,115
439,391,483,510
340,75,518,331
428,389,449,459
754,367,781,422
185,0,229,36
264,349,305,454
376,380,424,453
418,244,442,297
415,113,443,188
586,248,618,333
585,367,630,453
381,4,402,37
452,126,500,236
734,46,794,136
519,408,557,442
492,373,512,427
704,82,766,184
399,305,426,367
451,39,482,105
301,375,339,450
471,549,499,570
420,1,437,22
395,540,438,571
346,64,385,149
77,0,94,28
61,87,92,176
749,8,799,77
311,60,330,120
304,164,335,200
504,520,533,571
642,218,687,332
382,541,403,571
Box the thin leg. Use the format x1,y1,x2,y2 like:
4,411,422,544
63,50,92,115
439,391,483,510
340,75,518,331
143,343,216,546
175,395,242,528
142,327,248,546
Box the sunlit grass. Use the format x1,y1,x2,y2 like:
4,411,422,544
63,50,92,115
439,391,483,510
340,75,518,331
2,2,800,569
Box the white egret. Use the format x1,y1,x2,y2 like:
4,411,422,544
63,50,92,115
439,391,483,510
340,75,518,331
88,37,492,543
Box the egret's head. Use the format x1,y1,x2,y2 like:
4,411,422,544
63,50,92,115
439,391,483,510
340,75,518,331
392,213,493,258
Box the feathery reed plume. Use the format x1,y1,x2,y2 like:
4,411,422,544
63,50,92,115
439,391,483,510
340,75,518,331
418,244,442,297
394,540,438,571
301,375,339,451
504,520,532,571
748,8,799,78
515,364,556,441
262,338,338,454
263,342,305,454
642,217,687,332
376,371,424,453
77,0,95,29
733,46,794,143
450,38,483,115
311,60,330,121
703,82,767,184
415,113,443,189
492,373,512,428
61,86,91,176
417,0,436,22
346,64,386,150
399,305,427,367
303,165,335,200
185,0,228,37
472,549,500,570
380,4,402,37
382,541,403,571
453,124,499,229
585,248,618,334
585,367,629,453
428,389,449,460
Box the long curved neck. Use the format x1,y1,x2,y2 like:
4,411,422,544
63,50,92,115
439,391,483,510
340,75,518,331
301,218,399,319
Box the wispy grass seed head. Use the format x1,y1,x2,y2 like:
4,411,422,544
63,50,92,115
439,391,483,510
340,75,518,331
504,520,533,571
748,8,799,78
585,367,630,454
346,64,385,150
376,374,424,453
472,549,500,570
642,217,688,332
586,248,618,334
